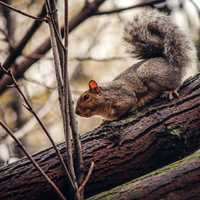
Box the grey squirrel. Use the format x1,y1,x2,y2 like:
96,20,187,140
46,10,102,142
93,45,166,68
75,8,198,120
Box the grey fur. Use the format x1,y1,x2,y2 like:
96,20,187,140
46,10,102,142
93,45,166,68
75,8,198,120
124,8,198,82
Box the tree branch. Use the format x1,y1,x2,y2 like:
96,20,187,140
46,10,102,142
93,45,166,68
0,1,47,21
64,0,84,190
46,1,83,199
0,3,47,77
88,150,200,200
94,0,166,15
0,73,200,200
71,56,126,62
0,65,75,191
0,120,67,200
0,0,107,94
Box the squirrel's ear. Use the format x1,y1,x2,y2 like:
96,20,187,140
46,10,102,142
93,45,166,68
88,80,101,93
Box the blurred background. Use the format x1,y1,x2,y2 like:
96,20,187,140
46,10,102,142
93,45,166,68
0,0,199,165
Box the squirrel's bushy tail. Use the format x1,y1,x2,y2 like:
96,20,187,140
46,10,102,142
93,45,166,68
124,8,197,76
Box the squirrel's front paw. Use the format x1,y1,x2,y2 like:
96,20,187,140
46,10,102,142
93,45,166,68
169,90,179,100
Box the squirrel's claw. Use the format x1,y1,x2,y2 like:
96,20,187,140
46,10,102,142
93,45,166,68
169,90,179,100
162,90,179,100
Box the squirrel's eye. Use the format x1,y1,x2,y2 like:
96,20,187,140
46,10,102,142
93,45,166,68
83,94,90,101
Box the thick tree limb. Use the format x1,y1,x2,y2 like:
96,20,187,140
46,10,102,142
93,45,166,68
88,149,200,200
0,74,200,200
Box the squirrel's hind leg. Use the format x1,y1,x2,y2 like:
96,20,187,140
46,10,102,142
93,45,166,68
137,58,181,96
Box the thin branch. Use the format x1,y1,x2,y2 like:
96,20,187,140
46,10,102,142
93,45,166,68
45,1,66,50
46,0,73,181
46,1,84,199
64,2,84,199
0,65,75,190
0,1,48,21
64,1,83,199
111,0,126,23
71,56,127,62
0,28,11,48
46,3,64,106
45,1,63,102
0,0,107,94
78,161,95,193
2,0,15,53
45,1,79,199
68,88,84,183
1,3,47,78
0,90,57,145
63,0,77,185
46,1,65,77
23,76,56,90
0,120,67,200
94,0,166,15
70,21,110,82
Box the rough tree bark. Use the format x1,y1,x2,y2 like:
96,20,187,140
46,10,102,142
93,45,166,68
0,74,200,200
88,149,200,200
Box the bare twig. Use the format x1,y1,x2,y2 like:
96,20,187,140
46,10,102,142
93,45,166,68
45,1,80,200
0,28,9,39
63,0,77,184
0,120,67,200
64,0,84,199
70,21,110,82
23,76,56,90
45,1,63,107
71,56,126,62
0,0,107,94
46,1,84,199
45,1,65,50
111,0,126,23
0,28,14,50
46,0,65,77
45,0,64,105
1,0,15,53
68,88,84,183
0,1,47,21
0,65,75,190
63,2,84,199
1,3,47,78
94,0,166,15
0,90,57,145
78,161,95,193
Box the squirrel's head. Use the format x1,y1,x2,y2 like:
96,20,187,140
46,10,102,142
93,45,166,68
76,80,137,120
75,80,106,118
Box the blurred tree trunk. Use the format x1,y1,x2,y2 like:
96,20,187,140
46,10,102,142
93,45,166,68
0,74,200,200
88,149,200,200
1,0,24,160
